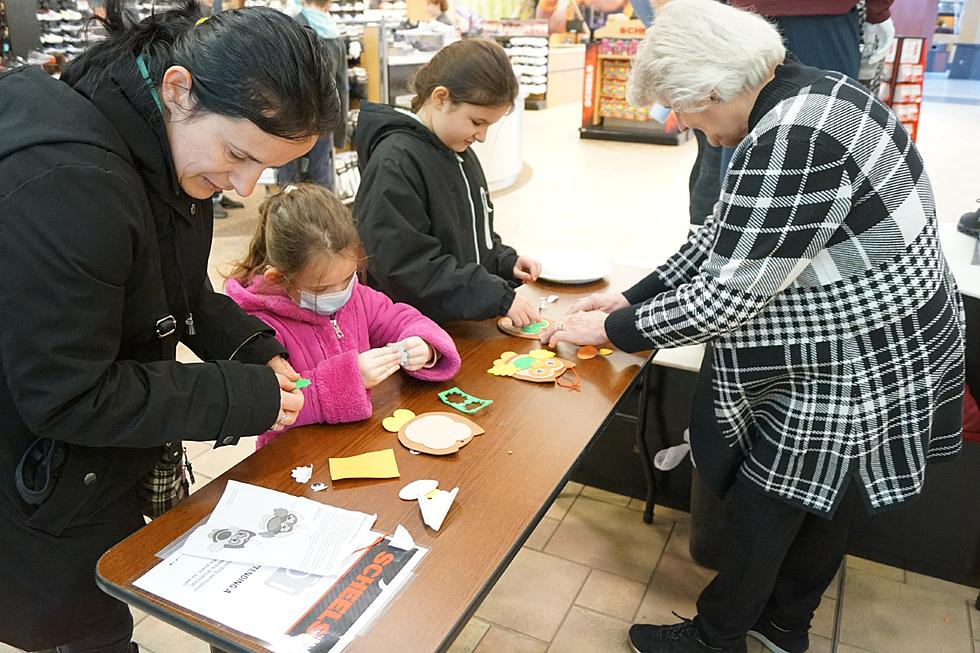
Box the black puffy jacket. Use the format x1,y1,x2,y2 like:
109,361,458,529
0,62,285,648
353,101,519,324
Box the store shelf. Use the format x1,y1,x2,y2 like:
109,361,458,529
597,54,634,60
580,125,689,145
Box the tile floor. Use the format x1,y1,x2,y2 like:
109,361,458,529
4,79,979,653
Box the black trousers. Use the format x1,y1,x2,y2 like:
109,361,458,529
695,478,864,649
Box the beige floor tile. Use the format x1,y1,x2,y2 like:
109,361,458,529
448,618,491,653
131,605,150,626
545,481,584,521
544,497,671,580
0,643,24,653
633,524,714,624
838,569,973,653
133,614,210,653
547,606,633,653
183,440,214,461
580,485,631,507
811,597,836,639
906,571,980,601
625,500,691,525
524,516,561,551
189,473,214,495
188,440,255,479
844,555,905,582
473,625,548,653
475,548,590,642
574,569,647,622
971,601,980,641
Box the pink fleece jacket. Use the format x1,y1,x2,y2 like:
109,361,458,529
225,276,461,448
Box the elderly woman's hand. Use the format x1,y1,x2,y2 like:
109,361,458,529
270,373,305,432
566,292,629,315
539,310,610,348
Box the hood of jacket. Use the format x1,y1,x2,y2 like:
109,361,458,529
225,276,365,325
355,101,460,167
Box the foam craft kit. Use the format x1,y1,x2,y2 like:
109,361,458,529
497,316,552,340
391,411,485,455
437,387,493,414
487,349,578,385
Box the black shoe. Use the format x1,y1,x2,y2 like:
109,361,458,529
219,194,244,209
628,615,745,653
958,204,980,238
746,618,808,653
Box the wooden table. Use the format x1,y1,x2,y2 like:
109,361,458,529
96,266,654,653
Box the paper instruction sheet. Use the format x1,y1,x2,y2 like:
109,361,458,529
180,480,377,577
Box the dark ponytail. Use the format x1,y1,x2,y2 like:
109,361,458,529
65,0,340,141
409,38,518,112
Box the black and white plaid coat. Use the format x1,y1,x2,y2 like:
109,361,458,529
606,56,965,516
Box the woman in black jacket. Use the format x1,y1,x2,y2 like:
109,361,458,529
0,1,340,650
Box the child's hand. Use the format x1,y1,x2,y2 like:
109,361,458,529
507,294,541,327
513,255,542,283
357,347,402,389
392,336,434,372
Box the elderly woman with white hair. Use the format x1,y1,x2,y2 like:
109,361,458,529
541,1,964,652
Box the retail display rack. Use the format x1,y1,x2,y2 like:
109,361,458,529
486,20,550,109
878,36,926,142
579,19,687,144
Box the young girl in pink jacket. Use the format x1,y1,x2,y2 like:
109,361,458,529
226,184,461,448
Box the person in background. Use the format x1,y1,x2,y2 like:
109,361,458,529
226,184,461,448
0,0,344,649
276,0,349,190
543,2,963,651
353,39,542,326
425,0,454,26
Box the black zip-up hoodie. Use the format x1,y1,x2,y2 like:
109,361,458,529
353,102,519,324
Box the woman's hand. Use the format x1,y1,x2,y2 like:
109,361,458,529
357,347,402,389
566,292,629,315
270,372,304,432
267,355,299,381
507,293,541,328
512,255,542,283
539,310,610,348
392,336,434,372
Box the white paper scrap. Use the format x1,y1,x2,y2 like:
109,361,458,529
398,479,438,501
389,524,416,551
291,465,313,484
418,487,458,531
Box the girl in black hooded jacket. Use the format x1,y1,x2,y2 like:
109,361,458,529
354,38,542,326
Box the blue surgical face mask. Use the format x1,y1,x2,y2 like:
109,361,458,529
299,274,357,315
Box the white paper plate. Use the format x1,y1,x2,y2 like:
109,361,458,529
536,251,612,284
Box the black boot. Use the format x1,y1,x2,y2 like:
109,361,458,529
219,194,244,209
958,200,980,238
212,196,228,219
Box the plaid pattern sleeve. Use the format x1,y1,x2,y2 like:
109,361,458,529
629,135,852,348
622,213,718,304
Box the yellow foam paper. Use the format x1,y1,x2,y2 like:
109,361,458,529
382,408,415,432
599,348,613,356
329,449,400,480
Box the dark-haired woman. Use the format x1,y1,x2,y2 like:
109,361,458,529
0,1,340,650
353,38,542,326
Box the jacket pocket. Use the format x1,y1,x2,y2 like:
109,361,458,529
480,187,493,250
25,444,105,536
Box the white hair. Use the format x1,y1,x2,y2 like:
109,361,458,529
627,0,786,111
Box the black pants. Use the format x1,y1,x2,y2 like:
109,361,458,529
695,478,864,649
55,601,134,653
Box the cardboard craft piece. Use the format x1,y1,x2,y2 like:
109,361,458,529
438,386,493,414
487,349,577,383
497,316,552,339
397,412,485,455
